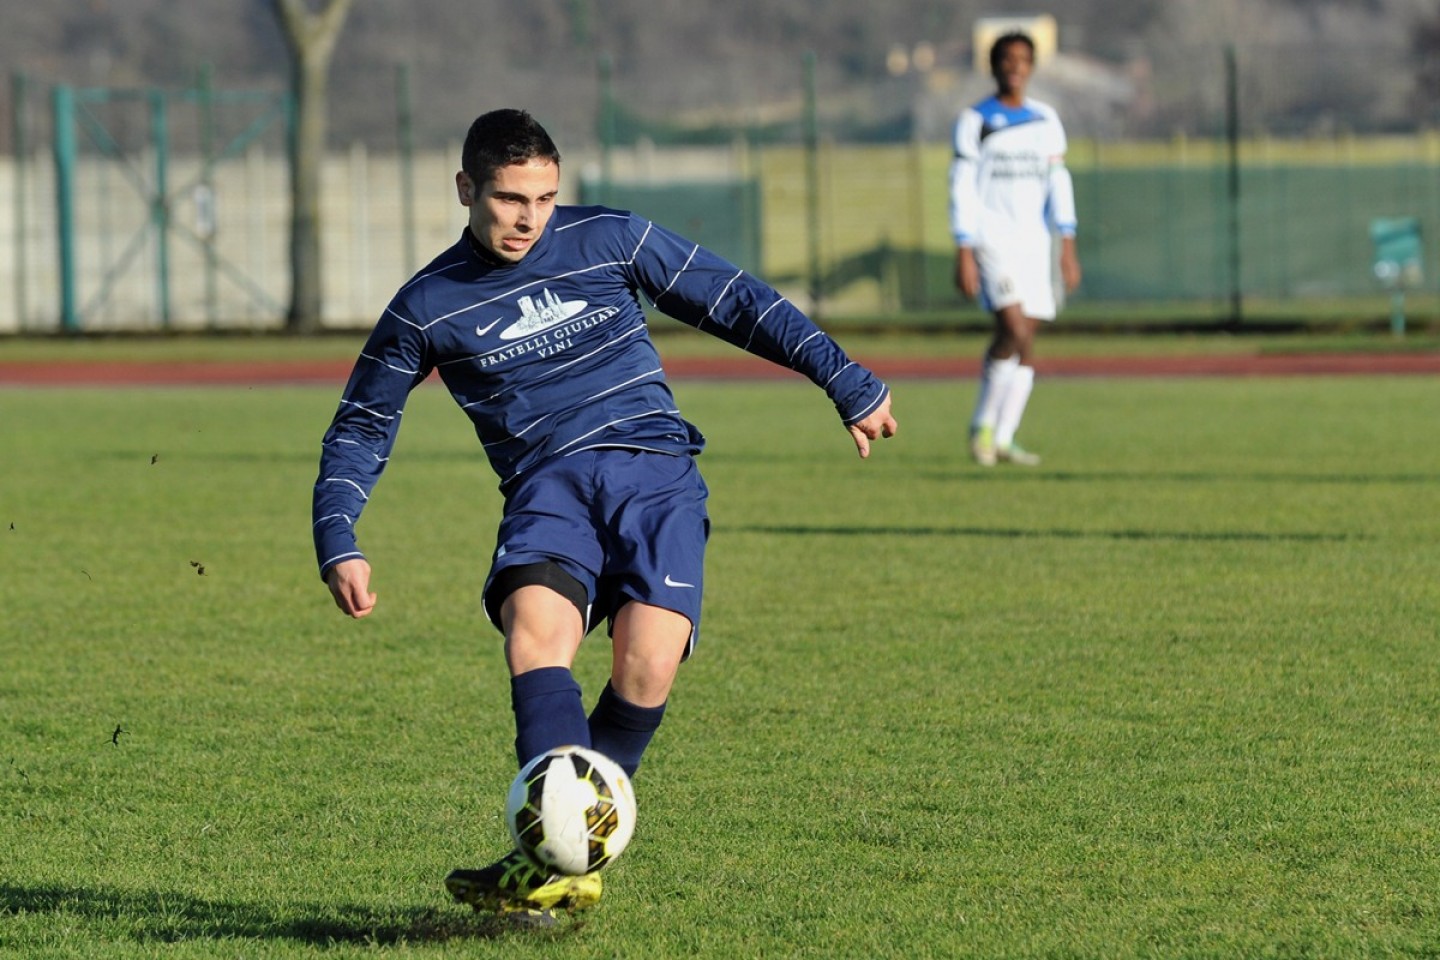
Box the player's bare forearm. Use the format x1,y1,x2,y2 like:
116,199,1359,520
326,557,377,618
1060,236,1082,292
847,393,898,459
954,247,980,300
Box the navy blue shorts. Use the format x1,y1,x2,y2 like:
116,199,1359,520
483,449,710,657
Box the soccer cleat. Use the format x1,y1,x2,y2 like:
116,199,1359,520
996,443,1041,466
445,850,603,916
969,426,997,467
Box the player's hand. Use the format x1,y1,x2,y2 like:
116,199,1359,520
955,248,980,300
326,557,377,618
848,393,897,459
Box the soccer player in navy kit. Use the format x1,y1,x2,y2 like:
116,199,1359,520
950,31,1081,467
312,109,897,918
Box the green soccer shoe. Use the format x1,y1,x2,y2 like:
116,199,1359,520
445,850,603,916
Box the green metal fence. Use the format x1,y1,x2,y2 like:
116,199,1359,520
12,38,1440,334
11,85,1440,333
740,142,1440,329
1076,164,1440,303
578,177,763,276
48,81,291,332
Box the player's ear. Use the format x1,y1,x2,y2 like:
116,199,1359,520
456,171,475,206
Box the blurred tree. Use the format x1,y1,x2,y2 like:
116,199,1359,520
269,0,355,334
1414,2,1440,122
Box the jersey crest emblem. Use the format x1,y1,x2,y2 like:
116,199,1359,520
500,289,589,340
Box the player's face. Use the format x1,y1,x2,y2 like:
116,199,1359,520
456,158,560,263
993,42,1033,100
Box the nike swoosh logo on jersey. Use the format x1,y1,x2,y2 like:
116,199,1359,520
663,574,695,589
475,318,502,337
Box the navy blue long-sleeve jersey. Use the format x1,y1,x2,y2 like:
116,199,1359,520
312,205,889,577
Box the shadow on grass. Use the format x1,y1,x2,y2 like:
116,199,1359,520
703,449,1438,486
1013,470,1439,486
86,450,486,467
729,524,1359,543
899,464,1438,485
0,882,587,946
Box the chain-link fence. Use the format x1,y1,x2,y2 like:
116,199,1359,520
6,41,1439,334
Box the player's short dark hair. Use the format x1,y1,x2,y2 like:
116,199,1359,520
461,109,562,185
989,31,1036,73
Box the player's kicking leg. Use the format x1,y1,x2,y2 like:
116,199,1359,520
450,561,604,919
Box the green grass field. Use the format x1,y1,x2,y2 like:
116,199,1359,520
3,369,1439,958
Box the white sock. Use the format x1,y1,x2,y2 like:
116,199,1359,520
971,354,1019,433
994,364,1035,448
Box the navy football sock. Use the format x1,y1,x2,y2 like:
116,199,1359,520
510,666,590,768
588,681,666,778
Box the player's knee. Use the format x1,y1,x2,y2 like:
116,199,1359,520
610,660,680,708
610,601,690,704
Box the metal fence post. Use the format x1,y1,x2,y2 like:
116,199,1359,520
150,88,171,328
598,54,615,205
198,64,220,327
803,50,821,321
53,84,79,332
11,71,30,332
1225,45,1242,327
396,63,416,277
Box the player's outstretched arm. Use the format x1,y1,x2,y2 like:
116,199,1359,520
326,557,377,618
847,393,898,459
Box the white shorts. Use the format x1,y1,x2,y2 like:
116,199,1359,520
974,236,1058,321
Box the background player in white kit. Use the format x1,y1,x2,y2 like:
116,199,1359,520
950,31,1082,466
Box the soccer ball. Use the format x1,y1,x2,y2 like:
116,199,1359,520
505,745,637,876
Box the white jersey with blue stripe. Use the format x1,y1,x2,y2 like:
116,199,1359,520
312,205,889,576
948,95,1076,251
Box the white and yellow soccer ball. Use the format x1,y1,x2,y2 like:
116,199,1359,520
505,745,637,876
